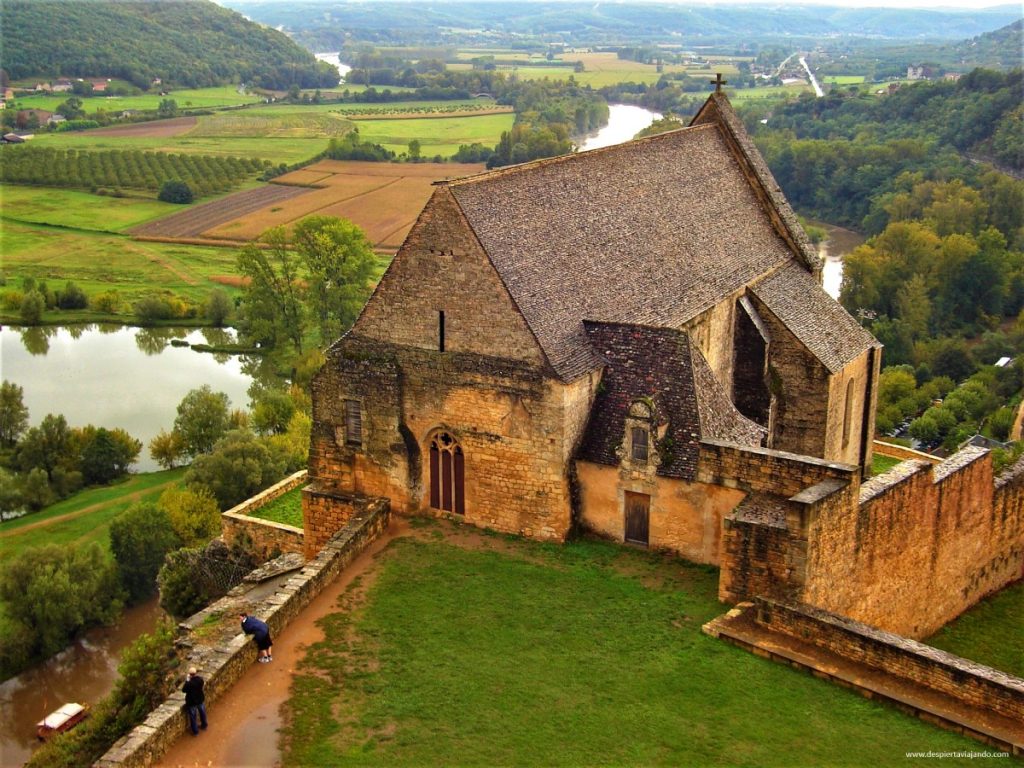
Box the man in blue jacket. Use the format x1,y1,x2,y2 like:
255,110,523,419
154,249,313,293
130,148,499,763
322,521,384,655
239,612,273,663
182,667,208,734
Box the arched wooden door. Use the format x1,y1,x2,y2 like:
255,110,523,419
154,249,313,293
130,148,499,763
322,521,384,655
429,432,465,515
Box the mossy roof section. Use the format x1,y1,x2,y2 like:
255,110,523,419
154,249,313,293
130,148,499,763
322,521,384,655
751,261,879,374
446,98,799,382
577,322,764,479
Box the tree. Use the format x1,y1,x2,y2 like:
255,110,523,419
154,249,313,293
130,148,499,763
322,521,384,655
236,227,306,353
173,386,231,458
20,467,53,510
407,138,422,161
0,468,23,522
109,503,181,604
205,288,232,327
251,389,295,435
160,486,221,547
0,543,122,658
55,96,85,120
0,380,29,448
149,428,187,469
57,281,88,310
157,546,211,618
19,290,43,324
16,413,73,480
80,427,141,485
291,215,377,343
157,98,179,118
185,430,286,509
158,179,194,204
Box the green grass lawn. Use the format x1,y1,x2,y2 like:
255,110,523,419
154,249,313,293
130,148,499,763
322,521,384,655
0,469,186,558
1,184,181,233
282,525,977,766
12,86,262,114
250,487,303,528
729,83,813,103
872,453,903,475
925,580,1024,677
822,76,867,84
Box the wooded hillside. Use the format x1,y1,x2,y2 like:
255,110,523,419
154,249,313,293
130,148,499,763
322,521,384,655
0,0,338,90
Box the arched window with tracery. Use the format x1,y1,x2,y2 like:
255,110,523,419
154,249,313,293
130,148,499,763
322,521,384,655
429,431,464,515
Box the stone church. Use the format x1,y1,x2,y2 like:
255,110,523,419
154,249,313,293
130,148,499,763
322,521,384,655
303,90,881,567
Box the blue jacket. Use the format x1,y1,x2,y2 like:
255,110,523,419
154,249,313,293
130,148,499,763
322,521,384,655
241,615,270,640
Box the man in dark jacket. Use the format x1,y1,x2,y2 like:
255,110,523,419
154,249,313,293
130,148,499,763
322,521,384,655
182,667,208,735
239,612,273,663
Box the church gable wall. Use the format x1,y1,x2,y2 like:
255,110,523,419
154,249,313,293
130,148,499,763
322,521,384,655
746,294,830,459
683,294,740,389
306,339,575,543
823,349,876,469
352,186,546,367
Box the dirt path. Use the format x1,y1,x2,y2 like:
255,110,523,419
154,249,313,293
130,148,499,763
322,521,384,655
0,480,180,539
156,517,412,768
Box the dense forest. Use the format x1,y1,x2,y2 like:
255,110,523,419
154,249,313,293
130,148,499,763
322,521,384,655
0,0,338,89
732,69,1024,453
226,0,1020,49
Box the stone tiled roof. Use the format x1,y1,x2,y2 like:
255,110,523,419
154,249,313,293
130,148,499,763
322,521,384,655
577,322,764,480
447,101,798,382
690,92,821,274
751,261,878,374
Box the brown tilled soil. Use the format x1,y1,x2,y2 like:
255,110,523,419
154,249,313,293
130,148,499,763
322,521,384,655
90,116,198,138
129,185,310,239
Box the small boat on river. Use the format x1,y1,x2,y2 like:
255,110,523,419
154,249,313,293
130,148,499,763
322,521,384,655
36,702,89,740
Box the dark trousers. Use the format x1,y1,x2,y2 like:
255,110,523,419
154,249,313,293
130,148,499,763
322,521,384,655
186,703,208,734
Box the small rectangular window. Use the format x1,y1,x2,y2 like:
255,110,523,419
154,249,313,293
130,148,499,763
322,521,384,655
439,310,445,352
344,400,362,446
631,427,648,462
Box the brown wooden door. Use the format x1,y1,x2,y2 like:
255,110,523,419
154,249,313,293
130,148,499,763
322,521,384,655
624,492,650,546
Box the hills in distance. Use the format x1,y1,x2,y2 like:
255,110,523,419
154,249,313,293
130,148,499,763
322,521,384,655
0,0,339,89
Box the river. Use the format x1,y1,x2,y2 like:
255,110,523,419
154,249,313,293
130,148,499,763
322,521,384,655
816,223,865,300
313,53,352,86
0,599,163,767
0,325,255,473
579,104,661,152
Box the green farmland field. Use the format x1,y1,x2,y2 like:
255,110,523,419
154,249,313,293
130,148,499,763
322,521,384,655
354,112,514,156
1,185,180,233
11,85,262,114
283,524,977,766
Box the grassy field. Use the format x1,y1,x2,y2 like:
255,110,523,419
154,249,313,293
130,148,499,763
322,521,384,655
11,85,262,114
729,83,813,103
250,487,303,528
282,524,977,766
1,217,245,308
354,112,513,156
1,184,181,233
822,76,867,84
925,580,1024,677
0,468,186,558
871,453,903,475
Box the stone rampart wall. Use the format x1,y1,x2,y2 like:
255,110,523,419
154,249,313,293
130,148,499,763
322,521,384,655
697,439,858,499
803,447,1024,638
94,497,391,768
872,440,940,464
755,597,1024,723
221,471,307,560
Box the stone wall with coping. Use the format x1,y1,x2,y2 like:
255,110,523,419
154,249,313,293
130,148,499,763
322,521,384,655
754,597,1024,724
94,496,391,768
220,470,307,559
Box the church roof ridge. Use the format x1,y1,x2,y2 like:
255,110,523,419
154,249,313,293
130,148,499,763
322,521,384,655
434,122,720,188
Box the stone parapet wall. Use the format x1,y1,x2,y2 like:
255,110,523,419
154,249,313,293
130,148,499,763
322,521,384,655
698,439,858,499
94,497,391,768
303,483,378,558
872,440,940,464
803,447,1024,638
754,597,1024,723
221,471,307,560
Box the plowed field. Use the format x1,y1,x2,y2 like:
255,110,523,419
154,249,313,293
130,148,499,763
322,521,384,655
129,184,308,238
151,160,484,250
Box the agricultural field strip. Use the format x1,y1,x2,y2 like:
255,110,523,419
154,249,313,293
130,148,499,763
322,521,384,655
130,184,308,238
202,177,406,241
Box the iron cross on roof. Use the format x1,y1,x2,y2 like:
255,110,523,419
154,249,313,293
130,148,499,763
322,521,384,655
710,73,728,92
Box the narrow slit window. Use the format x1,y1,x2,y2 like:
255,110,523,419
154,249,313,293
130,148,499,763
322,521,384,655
631,427,649,462
439,310,445,352
344,400,362,446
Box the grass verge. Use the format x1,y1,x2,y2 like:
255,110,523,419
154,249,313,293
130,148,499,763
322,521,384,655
925,580,1024,677
249,486,303,528
282,525,976,766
